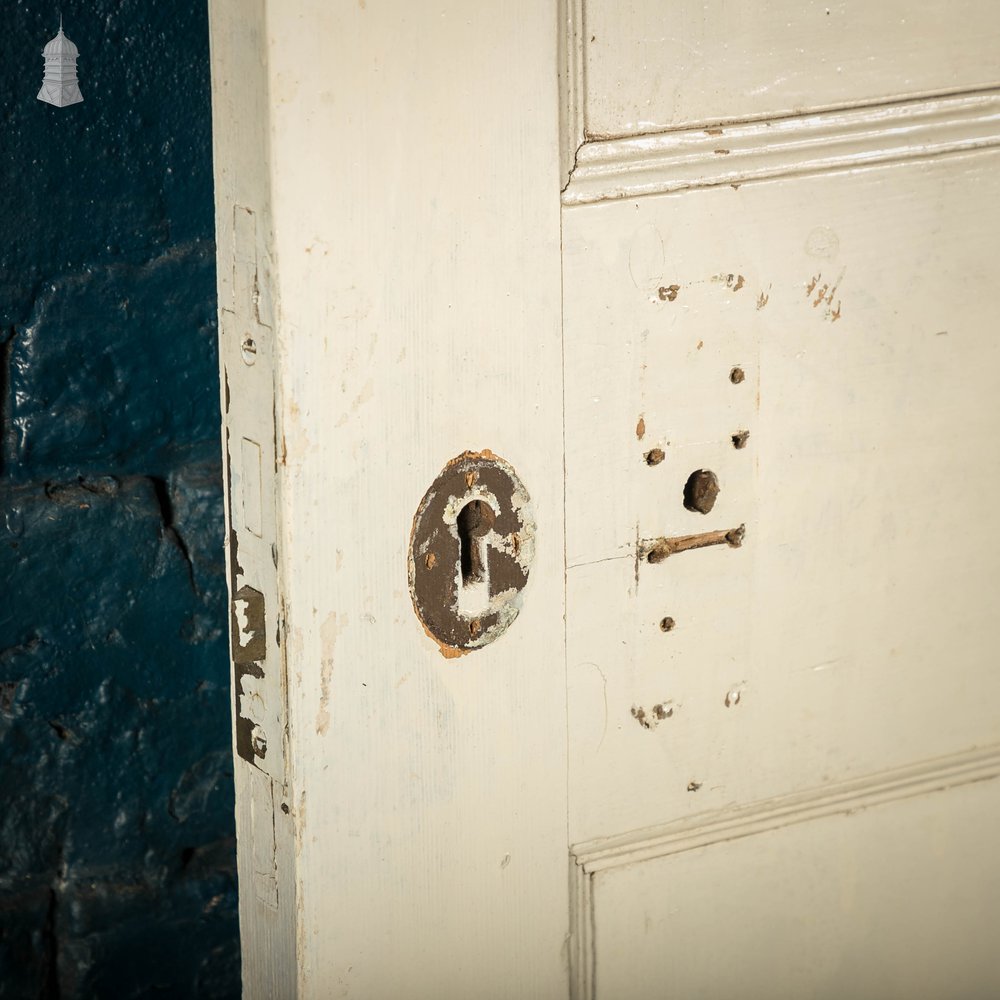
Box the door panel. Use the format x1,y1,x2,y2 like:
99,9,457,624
591,775,1000,999
565,150,1000,847
581,0,1000,137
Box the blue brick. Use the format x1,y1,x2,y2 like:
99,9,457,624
7,245,220,480
0,2,237,993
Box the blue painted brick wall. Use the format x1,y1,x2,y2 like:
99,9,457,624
0,3,239,997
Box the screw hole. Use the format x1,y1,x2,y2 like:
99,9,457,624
644,448,665,466
731,430,750,449
241,334,258,366
659,617,676,632
729,366,745,384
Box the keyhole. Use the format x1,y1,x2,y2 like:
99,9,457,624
457,499,496,585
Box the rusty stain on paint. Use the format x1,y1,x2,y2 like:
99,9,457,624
806,268,845,322
657,284,680,302
636,416,646,440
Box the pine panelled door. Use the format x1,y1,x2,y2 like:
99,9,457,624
208,2,1000,997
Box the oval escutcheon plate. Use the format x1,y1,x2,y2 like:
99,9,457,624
408,450,535,657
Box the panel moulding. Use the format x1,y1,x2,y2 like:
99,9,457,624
562,90,1000,205
558,0,586,190
568,857,594,1000
571,742,1000,874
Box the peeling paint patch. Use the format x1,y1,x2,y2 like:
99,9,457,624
631,702,674,730
231,585,266,663
713,272,745,292
230,585,267,766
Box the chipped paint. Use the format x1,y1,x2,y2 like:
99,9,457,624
230,584,268,765
631,701,675,730
713,272,745,292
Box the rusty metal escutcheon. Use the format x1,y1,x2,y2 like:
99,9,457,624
408,450,535,657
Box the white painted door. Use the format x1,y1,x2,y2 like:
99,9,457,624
209,3,1000,997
